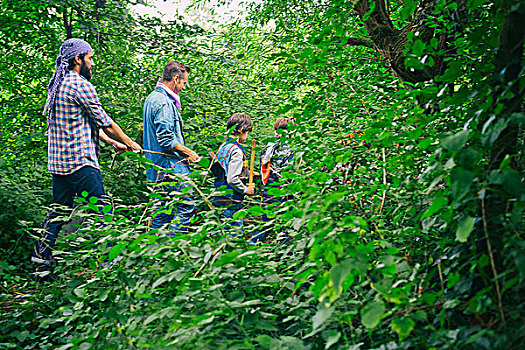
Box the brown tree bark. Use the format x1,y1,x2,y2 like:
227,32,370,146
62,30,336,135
354,0,450,83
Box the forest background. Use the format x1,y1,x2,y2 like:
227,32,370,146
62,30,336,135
0,0,524,349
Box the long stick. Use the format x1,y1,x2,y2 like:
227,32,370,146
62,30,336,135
248,140,255,185
142,149,182,158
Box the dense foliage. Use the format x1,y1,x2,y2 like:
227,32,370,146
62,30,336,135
1,0,524,349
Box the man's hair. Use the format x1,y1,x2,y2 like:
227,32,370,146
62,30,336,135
273,117,294,131
227,113,253,136
163,61,191,81
67,52,87,70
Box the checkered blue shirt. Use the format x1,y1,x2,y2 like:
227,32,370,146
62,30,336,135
47,70,113,175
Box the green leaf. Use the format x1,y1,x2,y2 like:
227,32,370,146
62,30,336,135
108,243,126,261
214,251,239,266
456,216,475,242
440,130,468,152
400,0,417,20
436,60,462,82
330,260,352,295
279,336,308,350
324,330,341,349
361,301,385,328
412,39,425,56
450,169,474,201
247,206,264,215
312,306,334,332
391,317,415,340
422,193,447,218
102,205,112,214
254,334,274,349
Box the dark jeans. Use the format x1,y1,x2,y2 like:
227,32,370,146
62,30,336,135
32,166,105,265
249,194,290,244
211,192,245,237
151,177,195,234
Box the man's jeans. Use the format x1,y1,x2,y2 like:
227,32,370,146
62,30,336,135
33,166,105,265
151,176,195,233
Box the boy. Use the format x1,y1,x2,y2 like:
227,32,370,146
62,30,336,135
211,113,255,236
250,117,294,244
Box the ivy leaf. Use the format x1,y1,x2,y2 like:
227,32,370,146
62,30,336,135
456,216,475,242
361,301,385,328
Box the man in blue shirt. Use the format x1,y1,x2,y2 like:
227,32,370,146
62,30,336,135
142,61,199,233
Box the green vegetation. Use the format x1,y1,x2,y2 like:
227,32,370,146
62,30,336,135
1,0,524,349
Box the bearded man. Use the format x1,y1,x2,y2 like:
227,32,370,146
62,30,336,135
33,38,142,282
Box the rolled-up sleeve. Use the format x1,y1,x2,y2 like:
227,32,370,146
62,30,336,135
153,103,184,151
76,81,113,128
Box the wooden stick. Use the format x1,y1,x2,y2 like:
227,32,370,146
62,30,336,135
248,140,256,185
142,149,183,158
193,243,227,278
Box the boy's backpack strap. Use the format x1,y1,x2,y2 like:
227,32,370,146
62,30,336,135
220,142,240,167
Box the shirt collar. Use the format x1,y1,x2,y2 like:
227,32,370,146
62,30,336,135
156,79,181,110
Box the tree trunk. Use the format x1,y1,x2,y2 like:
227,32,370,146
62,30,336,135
354,0,450,83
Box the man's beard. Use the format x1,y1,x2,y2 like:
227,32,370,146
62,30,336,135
80,60,92,80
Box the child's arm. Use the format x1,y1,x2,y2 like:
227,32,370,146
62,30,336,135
227,147,250,195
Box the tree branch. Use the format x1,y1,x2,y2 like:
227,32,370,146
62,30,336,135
345,37,374,48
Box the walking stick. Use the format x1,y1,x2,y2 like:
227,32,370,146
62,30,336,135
248,140,256,187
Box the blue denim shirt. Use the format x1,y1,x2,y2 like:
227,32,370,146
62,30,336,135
143,87,190,182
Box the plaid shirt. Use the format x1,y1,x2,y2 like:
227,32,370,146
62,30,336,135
47,70,113,175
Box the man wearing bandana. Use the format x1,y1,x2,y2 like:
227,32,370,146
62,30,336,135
33,38,142,282
142,61,199,234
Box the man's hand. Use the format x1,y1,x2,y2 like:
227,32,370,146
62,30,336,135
185,149,200,162
112,141,128,154
246,184,255,196
127,140,143,153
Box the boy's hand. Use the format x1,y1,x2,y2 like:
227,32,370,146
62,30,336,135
246,184,255,195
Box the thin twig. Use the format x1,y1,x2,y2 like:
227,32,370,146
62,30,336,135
323,90,342,133
437,257,449,326
193,243,226,278
379,148,387,214
370,221,385,240
481,196,506,326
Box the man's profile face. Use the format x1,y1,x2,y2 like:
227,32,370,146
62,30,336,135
173,71,189,95
79,51,94,80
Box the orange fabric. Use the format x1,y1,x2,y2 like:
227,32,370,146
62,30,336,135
261,161,271,185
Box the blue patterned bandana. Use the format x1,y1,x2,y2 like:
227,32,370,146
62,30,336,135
43,38,93,125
